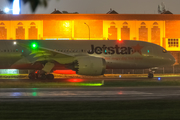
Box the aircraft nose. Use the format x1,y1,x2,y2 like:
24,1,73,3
169,54,176,65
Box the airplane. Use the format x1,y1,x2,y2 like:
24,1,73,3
0,40,175,80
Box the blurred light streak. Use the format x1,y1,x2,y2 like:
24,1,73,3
68,79,84,82
13,0,20,14
53,70,76,74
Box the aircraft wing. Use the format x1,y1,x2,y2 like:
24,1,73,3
18,42,75,64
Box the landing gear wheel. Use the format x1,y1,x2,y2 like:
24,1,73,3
39,74,47,80
28,73,36,80
35,74,39,79
148,73,154,78
47,74,54,80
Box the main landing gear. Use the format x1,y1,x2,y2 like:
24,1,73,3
29,62,55,80
28,71,54,80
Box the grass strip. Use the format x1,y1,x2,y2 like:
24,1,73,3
1,79,180,88
0,100,180,120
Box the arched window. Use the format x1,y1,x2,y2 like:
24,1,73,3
153,22,158,26
16,22,25,39
30,22,36,26
108,22,117,40
0,22,7,39
121,22,130,40
141,22,146,26
29,22,38,39
0,22,5,25
139,22,148,42
17,22,23,25
151,22,160,45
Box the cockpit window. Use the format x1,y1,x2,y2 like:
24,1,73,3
163,49,167,53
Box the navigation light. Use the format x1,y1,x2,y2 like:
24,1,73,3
31,42,38,49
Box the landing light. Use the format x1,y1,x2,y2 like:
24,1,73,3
13,41,17,45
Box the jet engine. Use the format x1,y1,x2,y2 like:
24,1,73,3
73,57,106,76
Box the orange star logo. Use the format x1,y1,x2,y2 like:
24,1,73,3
131,44,143,55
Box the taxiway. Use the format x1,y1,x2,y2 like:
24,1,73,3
1,77,180,101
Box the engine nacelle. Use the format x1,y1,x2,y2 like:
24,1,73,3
74,57,106,76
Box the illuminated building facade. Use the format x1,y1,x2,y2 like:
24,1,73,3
0,14,180,68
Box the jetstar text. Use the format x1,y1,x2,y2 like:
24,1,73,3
88,45,133,55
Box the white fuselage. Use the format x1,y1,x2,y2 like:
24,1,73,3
0,40,175,70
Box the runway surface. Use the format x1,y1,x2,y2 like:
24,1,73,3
1,77,180,101
1,87,180,101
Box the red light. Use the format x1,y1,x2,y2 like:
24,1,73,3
118,91,123,95
68,79,83,82
53,70,76,74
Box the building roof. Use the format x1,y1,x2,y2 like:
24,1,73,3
0,14,180,20
106,8,118,14
161,10,173,14
51,9,62,14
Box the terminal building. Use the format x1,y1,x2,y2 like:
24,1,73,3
0,11,180,74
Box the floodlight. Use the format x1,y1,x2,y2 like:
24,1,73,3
13,0,20,14
4,8,10,13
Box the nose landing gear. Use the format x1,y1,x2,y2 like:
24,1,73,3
148,71,154,78
148,67,158,78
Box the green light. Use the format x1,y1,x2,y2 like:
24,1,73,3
32,92,37,96
147,50,150,53
31,42,38,49
57,83,103,86
77,83,103,86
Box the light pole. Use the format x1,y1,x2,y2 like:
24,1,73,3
84,22,90,40
4,0,21,14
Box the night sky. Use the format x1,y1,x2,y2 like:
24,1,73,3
0,0,180,14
